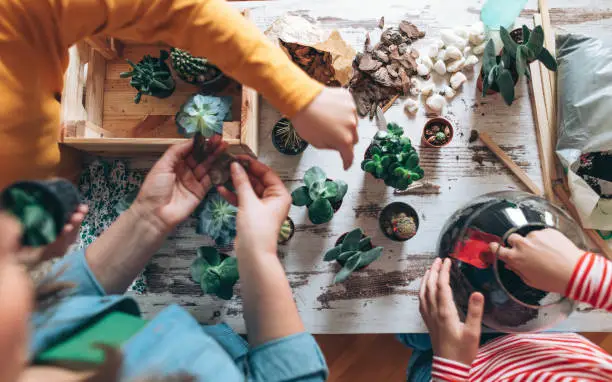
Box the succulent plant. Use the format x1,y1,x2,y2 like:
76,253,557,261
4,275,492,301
120,50,175,104
481,25,557,106
190,246,239,300
170,48,224,85
176,94,232,138
390,212,417,240
324,228,383,284
291,167,348,225
361,123,424,190
272,118,308,155
278,217,295,244
3,187,57,246
196,191,237,246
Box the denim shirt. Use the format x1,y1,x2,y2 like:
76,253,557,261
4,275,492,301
30,250,328,382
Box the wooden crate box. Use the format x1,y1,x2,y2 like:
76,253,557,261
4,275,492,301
59,36,258,157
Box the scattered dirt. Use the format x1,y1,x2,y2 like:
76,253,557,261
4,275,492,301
472,153,485,165
350,20,425,118
469,129,479,143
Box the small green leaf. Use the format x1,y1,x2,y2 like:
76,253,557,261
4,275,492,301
363,160,377,173
499,26,518,58
218,257,238,282
374,164,384,178
331,180,348,203
497,69,515,106
516,45,528,78
387,123,404,136
337,250,358,264
309,180,327,200
526,25,545,57
334,253,362,284
304,166,326,188
522,25,531,43
370,145,382,156
358,247,383,267
341,228,363,251
291,186,312,206
201,270,221,295
197,246,221,266
481,75,490,97
191,258,208,282
324,246,343,261
482,39,497,76
358,237,372,251
537,48,557,71
321,180,339,199
308,199,334,224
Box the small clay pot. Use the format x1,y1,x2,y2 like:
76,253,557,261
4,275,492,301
477,72,496,95
278,217,295,245
422,117,454,148
271,118,309,155
1,179,81,246
334,231,375,268
379,202,419,242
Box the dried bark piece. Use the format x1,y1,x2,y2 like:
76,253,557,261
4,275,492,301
364,32,372,52
358,53,382,71
399,68,410,95
399,21,425,40
280,39,341,87
372,67,394,87
374,50,389,63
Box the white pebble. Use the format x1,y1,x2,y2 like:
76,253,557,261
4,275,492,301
433,60,447,75
426,93,446,113
441,29,467,49
472,41,487,55
434,39,445,49
444,46,463,61
442,85,456,100
463,55,479,69
404,98,419,115
463,46,472,56
417,63,431,76
420,55,434,69
454,27,469,39
450,72,467,89
468,22,485,45
436,48,446,62
447,58,465,73
410,78,420,96
421,82,435,97
427,44,439,58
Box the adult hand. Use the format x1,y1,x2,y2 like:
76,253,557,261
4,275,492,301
217,157,290,257
489,228,584,295
420,258,484,367
131,138,225,234
16,204,88,268
291,87,358,170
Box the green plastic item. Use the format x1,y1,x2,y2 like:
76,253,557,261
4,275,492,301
481,0,528,30
37,311,146,365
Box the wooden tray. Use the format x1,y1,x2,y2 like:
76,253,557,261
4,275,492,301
59,35,258,157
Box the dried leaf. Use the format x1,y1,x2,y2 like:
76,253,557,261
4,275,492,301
399,21,425,40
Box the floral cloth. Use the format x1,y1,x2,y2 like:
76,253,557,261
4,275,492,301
77,159,146,293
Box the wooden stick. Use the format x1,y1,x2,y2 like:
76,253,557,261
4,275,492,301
479,132,543,196
553,184,612,260
382,94,399,113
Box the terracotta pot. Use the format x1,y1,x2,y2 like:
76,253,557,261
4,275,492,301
378,202,419,242
477,72,496,95
422,117,454,148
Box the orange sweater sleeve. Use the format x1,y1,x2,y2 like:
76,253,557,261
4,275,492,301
0,0,322,188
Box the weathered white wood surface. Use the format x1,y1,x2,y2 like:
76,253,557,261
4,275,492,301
125,0,612,333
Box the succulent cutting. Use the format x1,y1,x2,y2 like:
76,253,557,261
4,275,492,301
176,94,232,138
361,123,424,190
291,166,348,225
190,246,239,300
196,191,237,246
170,48,224,85
324,228,383,283
120,50,175,104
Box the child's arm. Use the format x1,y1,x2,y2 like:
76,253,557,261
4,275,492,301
566,252,612,311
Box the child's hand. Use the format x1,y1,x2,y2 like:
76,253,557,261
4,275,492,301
291,87,358,170
217,157,290,258
489,228,584,295
419,258,484,367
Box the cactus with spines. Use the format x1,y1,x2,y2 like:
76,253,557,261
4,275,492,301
170,47,223,85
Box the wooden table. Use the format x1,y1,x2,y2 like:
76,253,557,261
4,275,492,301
130,0,612,333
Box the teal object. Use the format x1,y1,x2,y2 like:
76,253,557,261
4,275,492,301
481,0,529,30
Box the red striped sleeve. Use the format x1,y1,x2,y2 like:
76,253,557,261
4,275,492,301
432,356,469,381
566,252,612,311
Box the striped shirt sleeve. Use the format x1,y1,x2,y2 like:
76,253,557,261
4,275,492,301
566,252,612,311
432,356,470,381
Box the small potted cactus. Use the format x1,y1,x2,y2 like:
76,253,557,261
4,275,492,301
361,123,425,190
120,50,176,104
278,217,295,245
271,118,309,155
379,202,419,241
195,190,237,246
479,25,557,105
324,228,383,283
1,179,81,246
176,94,232,138
170,48,229,92
291,166,348,225
422,118,454,148
190,246,239,300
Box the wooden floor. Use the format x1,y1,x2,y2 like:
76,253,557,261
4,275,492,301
315,333,612,382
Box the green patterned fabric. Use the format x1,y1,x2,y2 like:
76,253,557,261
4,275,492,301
78,159,147,294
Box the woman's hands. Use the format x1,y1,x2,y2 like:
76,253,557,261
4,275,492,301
131,138,224,234
217,157,290,257
489,228,584,295
291,87,359,170
420,258,484,367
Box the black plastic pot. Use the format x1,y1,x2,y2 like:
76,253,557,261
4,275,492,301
271,118,309,155
1,179,81,246
199,73,230,95
379,202,419,242
334,231,374,268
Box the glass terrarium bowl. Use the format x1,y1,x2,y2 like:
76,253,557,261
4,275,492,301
436,191,587,333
